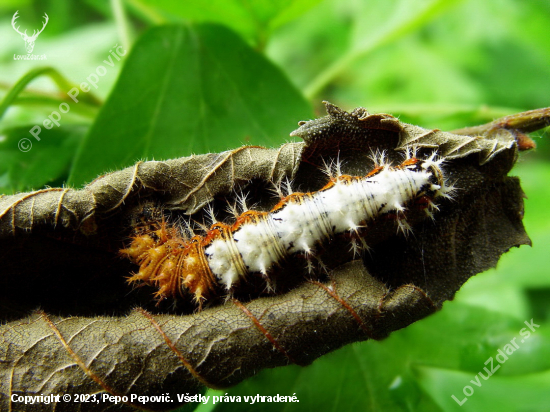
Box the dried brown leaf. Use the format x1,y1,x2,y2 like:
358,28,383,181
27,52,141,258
1,102,544,411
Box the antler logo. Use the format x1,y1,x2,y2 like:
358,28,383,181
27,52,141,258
11,11,49,54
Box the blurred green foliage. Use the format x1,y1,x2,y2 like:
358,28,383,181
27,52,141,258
0,0,549,411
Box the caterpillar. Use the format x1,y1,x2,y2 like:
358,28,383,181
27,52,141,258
120,150,453,305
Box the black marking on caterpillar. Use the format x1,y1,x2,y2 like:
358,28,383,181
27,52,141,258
120,150,453,306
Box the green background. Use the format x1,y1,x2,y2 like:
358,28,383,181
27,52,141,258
0,1,549,411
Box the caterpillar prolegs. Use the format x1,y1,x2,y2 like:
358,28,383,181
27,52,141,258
120,151,453,305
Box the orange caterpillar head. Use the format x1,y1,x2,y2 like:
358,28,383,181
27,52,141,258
120,220,216,305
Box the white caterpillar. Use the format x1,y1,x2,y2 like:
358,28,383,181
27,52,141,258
120,151,453,304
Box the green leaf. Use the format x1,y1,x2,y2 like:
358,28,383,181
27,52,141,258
416,367,550,412
136,0,323,47
217,303,550,412
0,124,87,194
453,160,550,318
68,23,312,187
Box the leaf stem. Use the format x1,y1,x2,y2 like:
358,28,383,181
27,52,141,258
0,67,102,120
125,0,167,25
111,0,134,53
370,102,524,121
8,96,100,119
304,0,462,100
